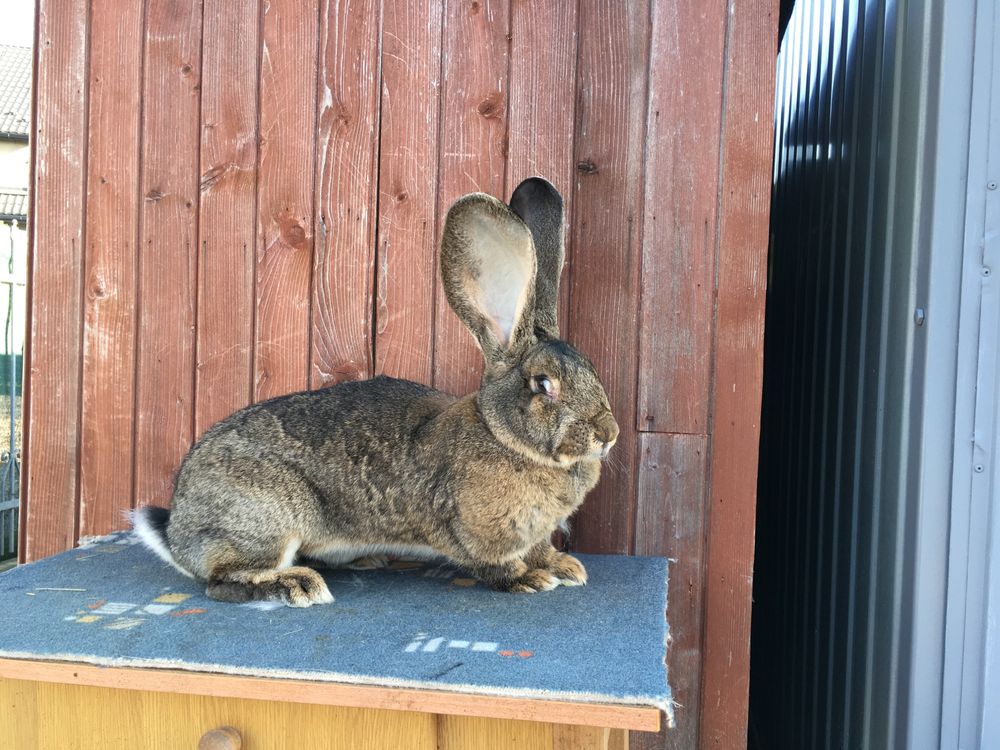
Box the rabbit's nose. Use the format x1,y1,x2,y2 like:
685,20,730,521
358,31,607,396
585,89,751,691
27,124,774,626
593,411,619,446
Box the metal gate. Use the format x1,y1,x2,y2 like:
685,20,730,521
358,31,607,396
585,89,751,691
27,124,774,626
0,221,25,562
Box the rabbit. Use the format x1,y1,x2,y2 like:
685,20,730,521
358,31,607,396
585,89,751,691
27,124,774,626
133,177,619,607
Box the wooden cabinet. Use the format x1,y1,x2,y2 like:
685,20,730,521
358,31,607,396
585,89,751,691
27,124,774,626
1,660,648,749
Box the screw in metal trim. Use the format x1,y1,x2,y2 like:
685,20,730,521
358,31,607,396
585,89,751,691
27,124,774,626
914,308,925,326
984,267,993,277
988,181,998,190
974,464,985,473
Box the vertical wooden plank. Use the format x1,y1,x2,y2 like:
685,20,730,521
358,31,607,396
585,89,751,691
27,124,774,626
133,0,203,508
254,0,320,401
194,0,259,436
311,0,381,388
373,0,442,384
505,1,577,329
78,0,142,537
634,433,708,750
567,0,650,554
21,0,89,559
552,725,628,750
35,681,144,748
436,714,552,750
699,0,778,746
432,0,510,396
636,0,726,435
0,679,38,747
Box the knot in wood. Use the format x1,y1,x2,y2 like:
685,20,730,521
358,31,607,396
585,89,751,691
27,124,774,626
277,213,307,248
200,164,228,192
477,93,503,120
333,363,363,383
333,106,352,126
576,159,599,175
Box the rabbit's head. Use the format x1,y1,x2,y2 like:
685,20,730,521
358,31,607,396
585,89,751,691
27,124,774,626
441,177,619,468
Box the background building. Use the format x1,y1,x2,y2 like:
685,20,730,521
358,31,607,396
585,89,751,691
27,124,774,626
0,43,29,563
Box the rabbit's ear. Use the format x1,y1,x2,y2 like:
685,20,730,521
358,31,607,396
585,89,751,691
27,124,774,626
509,177,564,339
441,193,537,364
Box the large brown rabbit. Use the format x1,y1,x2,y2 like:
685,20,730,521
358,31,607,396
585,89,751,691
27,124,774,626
133,177,619,607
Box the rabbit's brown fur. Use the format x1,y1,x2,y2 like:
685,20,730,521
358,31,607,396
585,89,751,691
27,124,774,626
134,177,618,606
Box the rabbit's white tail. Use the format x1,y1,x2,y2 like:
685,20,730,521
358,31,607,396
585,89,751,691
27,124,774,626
131,506,195,579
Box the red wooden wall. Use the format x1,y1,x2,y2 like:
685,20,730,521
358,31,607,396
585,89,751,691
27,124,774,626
21,2,777,748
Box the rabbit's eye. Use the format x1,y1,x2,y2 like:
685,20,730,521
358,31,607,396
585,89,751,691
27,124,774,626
530,375,558,399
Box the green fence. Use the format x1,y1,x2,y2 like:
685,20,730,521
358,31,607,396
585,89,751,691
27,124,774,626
0,353,21,397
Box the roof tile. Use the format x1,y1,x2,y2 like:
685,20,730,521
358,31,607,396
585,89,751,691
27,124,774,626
0,45,32,139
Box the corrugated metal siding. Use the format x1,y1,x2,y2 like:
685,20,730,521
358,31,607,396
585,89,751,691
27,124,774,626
938,1,1000,746
750,0,937,747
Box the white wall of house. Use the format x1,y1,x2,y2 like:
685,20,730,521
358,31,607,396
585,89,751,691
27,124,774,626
0,222,26,358
0,139,28,358
0,140,29,191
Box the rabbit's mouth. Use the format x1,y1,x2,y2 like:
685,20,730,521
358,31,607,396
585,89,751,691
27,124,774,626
588,410,619,460
588,440,615,461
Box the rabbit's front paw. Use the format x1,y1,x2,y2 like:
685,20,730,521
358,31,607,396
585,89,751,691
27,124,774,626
548,552,587,586
274,567,335,607
497,568,561,593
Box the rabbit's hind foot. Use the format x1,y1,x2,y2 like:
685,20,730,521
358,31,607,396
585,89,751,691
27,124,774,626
205,565,334,608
